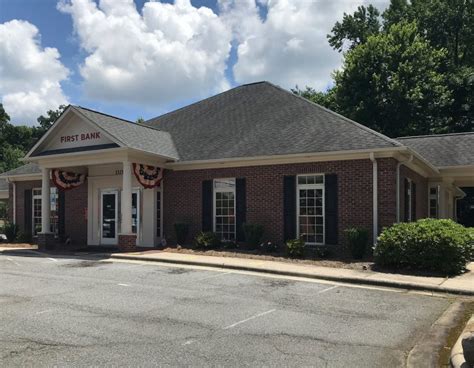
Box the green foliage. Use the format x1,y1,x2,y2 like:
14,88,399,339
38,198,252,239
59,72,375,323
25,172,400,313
0,202,8,219
259,241,278,253
242,223,264,249
345,227,369,259
374,219,473,275
3,222,18,242
300,0,474,136
328,5,381,52
286,237,305,258
194,231,221,249
0,104,66,174
173,223,189,245
334,21,451,137
16,231,32,243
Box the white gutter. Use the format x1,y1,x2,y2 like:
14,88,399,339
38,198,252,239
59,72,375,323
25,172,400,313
369,153,378,245
396,154,413,222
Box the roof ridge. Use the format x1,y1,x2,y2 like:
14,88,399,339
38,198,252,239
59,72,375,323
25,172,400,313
262,81,402,148
397,131,474,139
144,82,267,125
74,106,165,133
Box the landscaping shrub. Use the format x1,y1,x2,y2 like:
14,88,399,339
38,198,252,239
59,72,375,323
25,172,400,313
16,231,32,243
286,237,305,258
345,227,369,259
173,223,189,245
4,222,18,242
259,241,278,253
242,224,264,249
194,231,221,249
374,219,473,275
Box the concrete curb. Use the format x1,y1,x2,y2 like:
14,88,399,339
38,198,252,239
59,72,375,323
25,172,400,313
450,315,474,368
407,301,467,368
109,253,474,296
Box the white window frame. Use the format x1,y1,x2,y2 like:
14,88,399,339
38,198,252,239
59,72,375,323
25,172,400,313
32,187,59,237
428,185,440,219
213,178,236,242
296,174,325,245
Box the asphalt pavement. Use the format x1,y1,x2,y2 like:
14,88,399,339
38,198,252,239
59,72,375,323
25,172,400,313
0,252,452,367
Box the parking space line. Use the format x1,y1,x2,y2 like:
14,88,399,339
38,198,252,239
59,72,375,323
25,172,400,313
318,285,338,293
47,257,58,262
118,283,131,287
6,257,20,266
198,271,232,281
223,309,276,330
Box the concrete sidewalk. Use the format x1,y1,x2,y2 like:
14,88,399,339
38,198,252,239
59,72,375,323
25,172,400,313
109,250,474,296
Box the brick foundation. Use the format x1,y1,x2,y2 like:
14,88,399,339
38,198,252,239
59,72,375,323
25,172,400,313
37,233,56,251
118,234,137,251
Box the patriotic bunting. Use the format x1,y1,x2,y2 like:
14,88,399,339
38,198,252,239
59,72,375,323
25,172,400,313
52,169,87,191
133,163,163,188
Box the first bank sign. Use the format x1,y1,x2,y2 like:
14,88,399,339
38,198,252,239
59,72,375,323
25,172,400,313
60,132,102,144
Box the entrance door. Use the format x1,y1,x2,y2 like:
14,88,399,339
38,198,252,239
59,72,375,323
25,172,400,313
100,190,118,245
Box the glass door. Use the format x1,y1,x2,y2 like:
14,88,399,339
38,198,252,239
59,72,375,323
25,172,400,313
100,190,118,245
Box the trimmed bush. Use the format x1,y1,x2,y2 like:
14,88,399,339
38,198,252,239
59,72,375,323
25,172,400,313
345,227,369,259
173,223,189,245
374,219,473,275
259,241,278,253
286,237,305,258
242,223,264,249
4,222,18,243
194,231,221,249
16,231,32,243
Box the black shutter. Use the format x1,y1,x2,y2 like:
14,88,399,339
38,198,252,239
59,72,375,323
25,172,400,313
58,189,66,237
24,189,32,235
412,182,417,221
283,176,296,241
202,180,213,232
324,174,338,245
235,178,246,241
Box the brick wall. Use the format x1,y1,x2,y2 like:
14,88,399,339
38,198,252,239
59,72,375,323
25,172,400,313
64,180,88,246
163,158,399,247
8,180,87,246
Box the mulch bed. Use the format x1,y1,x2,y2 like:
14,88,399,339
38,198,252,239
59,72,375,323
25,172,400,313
158,246,375,271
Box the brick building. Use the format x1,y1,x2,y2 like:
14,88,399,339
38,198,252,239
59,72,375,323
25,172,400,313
1,82,473,251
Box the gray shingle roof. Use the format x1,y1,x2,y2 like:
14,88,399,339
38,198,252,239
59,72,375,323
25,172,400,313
0,178,8,191
0,163,40,178
397,133,474,167
145,81,401,161
72,106,179,160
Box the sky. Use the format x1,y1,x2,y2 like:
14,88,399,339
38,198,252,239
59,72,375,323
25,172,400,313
0,0,389,126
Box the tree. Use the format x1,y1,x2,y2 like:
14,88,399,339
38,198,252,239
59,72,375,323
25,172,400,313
136,117,145,124
292,86,337,111
327,5,381,52
333,22,451,137
37,105,67,131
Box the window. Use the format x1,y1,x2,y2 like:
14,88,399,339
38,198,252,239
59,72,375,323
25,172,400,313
429,185,439,218
213,178,236,241
297,174,324,244
32,187,59,236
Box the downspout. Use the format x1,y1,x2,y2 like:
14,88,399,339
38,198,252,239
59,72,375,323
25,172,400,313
369,153,378,245
396,154,413,222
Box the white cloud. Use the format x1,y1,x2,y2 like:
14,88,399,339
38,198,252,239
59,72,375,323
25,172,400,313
57,0,232,106
0,20,70,125
220,0,389,91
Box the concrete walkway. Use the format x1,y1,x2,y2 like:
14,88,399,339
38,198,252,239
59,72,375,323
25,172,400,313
1,246,473,295
109,250,474,296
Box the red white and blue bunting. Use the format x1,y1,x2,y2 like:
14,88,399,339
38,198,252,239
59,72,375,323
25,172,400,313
133,163,163,189
52,169,87,191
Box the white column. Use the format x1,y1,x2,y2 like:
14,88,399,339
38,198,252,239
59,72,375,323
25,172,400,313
121,161,133,234
41,167,51,233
